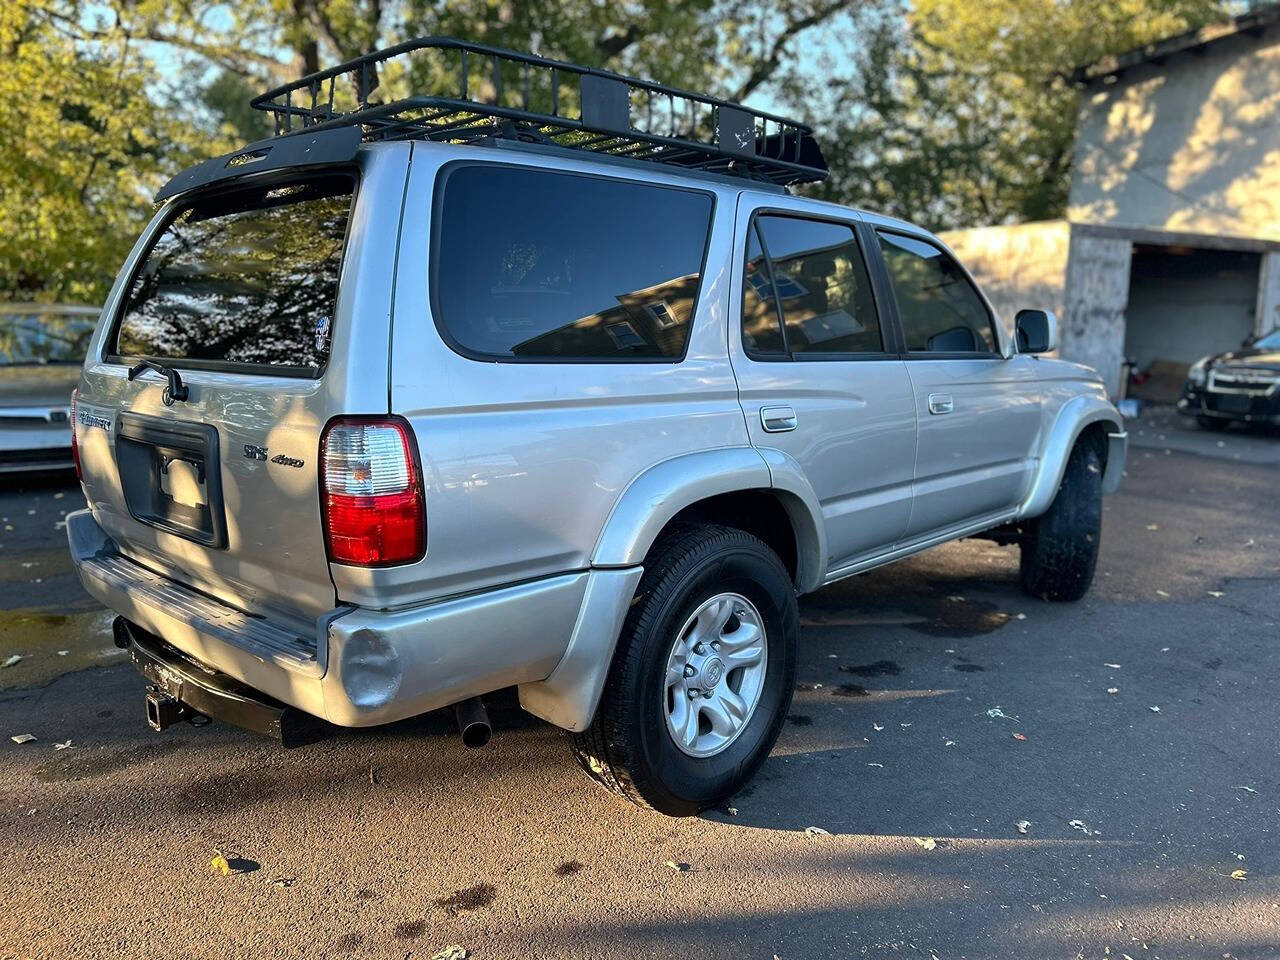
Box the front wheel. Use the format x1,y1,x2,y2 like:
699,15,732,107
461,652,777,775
572,524,798,816
1019,440,1103,602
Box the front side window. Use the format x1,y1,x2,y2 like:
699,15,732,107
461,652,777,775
876,231,996,354
434,166,714,361
114,176,353,375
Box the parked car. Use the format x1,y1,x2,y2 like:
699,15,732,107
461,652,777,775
1,303,99,473
67,39,1126,816
1178,327,1280,429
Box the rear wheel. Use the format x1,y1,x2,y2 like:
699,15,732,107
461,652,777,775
1019,439,1103,602
572,524,797,816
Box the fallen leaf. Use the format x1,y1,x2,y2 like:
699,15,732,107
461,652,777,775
53,740,72,751
1016,820,1031,835
2,655,22,669
804,826,831,836
10,733,36,744
211,851,231,876
1012,733,1028,741
1068,819,1093,836
1230,869,1248,881
912,837,937,850
663,860,691,872
431,947,469,960
1149,706,1161,713
726,805,738,816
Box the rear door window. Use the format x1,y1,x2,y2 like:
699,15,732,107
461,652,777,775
875,231,997,354
434,165,714,361
112,176,354,376
741,215,883,358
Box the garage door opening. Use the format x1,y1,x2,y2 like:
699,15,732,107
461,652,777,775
1125,244,1260,403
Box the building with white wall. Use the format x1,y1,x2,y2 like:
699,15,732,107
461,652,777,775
943,4,1280,398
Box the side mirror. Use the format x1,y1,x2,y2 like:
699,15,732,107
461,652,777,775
1015,309,1058,354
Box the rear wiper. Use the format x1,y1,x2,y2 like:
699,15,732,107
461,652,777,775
128,359,190,403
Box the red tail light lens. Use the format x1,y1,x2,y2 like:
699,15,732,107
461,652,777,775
70,387,82,481
320,417,425,567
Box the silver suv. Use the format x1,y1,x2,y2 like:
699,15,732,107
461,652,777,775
68,39,1126,815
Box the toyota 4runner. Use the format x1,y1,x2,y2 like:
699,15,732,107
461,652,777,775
67,39,1126,816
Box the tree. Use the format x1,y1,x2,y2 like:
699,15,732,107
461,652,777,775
2,0,865,303
808,0,1224,229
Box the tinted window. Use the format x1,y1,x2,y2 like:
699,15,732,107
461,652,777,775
435,166,713,360
742,223,786,356
757,217,881,355
0,310,97,366
114,177,352,374
876,231,995,354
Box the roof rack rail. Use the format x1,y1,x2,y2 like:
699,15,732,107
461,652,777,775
249,37,827,187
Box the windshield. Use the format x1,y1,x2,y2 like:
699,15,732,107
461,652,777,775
0,310,97,366
1253,327,1280,350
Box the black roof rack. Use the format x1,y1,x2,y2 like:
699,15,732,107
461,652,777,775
248,37,827,187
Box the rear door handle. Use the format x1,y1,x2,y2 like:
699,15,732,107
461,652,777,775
928,393,954,415
760,405,797,433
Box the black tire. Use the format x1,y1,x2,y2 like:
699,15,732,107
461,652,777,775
572,523,798,816
1196,415,1228,431
1019,439,1103,602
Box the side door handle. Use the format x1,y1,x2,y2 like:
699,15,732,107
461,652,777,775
760,405,797,433
928,393,954,415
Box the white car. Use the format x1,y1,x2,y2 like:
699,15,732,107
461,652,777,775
1,303,99,473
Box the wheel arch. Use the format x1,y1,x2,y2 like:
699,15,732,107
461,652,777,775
590,447,825,593
1019,395,1127,520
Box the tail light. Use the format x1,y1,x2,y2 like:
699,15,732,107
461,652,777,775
320,417,425,566
70,387,82,481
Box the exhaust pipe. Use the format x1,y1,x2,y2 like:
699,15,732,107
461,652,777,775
454,696,491,748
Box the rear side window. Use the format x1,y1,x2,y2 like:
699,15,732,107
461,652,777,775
755,216,881,356
876,231,996,354
434,166,713,361
113,176,353,376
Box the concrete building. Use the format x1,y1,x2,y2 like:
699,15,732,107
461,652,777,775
943,4,1280,398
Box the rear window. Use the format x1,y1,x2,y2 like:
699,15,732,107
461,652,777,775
112,176,354,376
434,165,714,361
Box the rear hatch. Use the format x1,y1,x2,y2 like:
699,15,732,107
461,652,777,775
76,173,365,632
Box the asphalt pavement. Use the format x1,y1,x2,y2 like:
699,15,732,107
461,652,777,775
1,416,1278,960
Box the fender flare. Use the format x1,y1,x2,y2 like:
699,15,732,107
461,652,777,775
591,446,772,568
1018,395,1126,519
590,445,826,592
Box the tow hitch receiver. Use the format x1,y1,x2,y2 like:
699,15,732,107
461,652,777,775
144,685,199,731
116,617,330,748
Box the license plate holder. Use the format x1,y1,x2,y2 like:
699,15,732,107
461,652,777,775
116,413,227,548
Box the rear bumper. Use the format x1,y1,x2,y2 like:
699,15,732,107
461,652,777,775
67,508,618,729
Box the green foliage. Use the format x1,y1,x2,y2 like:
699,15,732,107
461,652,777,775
0,2,236,304
808,0,1225,229
0,0,1237,303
